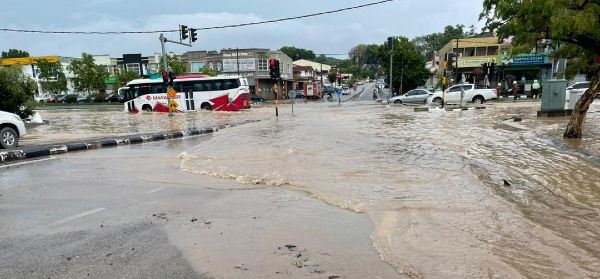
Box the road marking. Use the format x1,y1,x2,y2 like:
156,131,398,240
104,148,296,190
53,208,106,225
0,157,55,169
146,187,165,194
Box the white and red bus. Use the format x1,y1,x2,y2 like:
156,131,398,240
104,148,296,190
123,75,251,113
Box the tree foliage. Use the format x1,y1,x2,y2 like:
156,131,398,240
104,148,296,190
200,67,217,77
159,55,186,76
67,53,109,94
314,54,328,64
378,37,430,94
412,24,476,59
279,46,316,61
1,49,30,59
116,70,140,87
481,0,600,138
0,66,36,118
328,72,337,85
36,59,68,94
348,44,380,66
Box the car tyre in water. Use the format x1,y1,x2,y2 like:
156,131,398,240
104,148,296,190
0,127,18,149
433,97,442,103
394,100,402,104
473,96,484,104
423,99,428,104
201,103,212,111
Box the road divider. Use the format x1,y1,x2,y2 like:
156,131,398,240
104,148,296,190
414,107,487,113
0,120,259,163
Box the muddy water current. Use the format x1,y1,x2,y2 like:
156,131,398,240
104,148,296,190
30,100,600,278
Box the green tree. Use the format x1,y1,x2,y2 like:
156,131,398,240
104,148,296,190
159,55,186,76
328,72,337,85
36,59,68,94
314,54,328,64
412,25,476,59
116,70,140,87
0,65,36,118
378,37,429,94
1,49,30,59
481,0,600,138
200,67,216,77
279,46,316,61
67,53,109,95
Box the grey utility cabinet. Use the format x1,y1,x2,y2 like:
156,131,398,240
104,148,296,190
541,80,568,111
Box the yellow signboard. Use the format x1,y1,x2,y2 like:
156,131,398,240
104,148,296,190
167,87,177,99
456,56,497,68
1,56,59,66
168,100,178,111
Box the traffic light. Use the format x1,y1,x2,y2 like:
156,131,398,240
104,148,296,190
482,63,489,76
489,62,496,75
162,71,168,85
274,60,281,79
387,37,393,51
447,53,454,71
181,25,188,40
168,71,175,86
190,28,198,42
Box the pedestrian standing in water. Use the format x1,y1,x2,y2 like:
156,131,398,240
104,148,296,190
512,81,519,101
531,80,541,98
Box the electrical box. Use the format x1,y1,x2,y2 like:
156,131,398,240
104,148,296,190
541,80,568,111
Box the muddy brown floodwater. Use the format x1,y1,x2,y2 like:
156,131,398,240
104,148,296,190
26,100,600,278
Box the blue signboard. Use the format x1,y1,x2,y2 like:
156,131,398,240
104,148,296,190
512,55,545,66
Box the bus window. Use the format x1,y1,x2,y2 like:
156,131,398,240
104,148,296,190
193,82,204,92
203,81,213,91
151,84,165,94
225,79,239,90
213,81,223,91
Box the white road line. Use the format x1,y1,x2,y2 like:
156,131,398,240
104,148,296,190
146,187,165,194
0,157,55,168
53,208,106,225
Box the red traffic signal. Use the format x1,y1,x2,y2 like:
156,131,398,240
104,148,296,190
162,72,168,84
337,74,341,79
270,60,276,66
162,72,168,77
596,57,600,63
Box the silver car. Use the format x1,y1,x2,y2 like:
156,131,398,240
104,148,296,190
389,89,433,104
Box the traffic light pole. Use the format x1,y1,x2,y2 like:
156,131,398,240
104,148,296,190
159,34,174,117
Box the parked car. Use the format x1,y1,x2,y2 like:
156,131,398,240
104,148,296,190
34,95,49,103
105,94,124,103
77,96,90,103
289,90,304,99
46,95,58,103
57,94,78,103
0,110,27,149
389,89,434,105
357,81,365,86
250,93,265,103
565,81,590,101
341,85,351,95
428,84,498,104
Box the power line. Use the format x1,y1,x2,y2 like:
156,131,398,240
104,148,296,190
0,0,394,35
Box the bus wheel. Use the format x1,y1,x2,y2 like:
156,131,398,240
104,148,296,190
201,103,212,111
142,105,152,112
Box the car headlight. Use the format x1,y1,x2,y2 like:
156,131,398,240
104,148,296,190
13,114,22,121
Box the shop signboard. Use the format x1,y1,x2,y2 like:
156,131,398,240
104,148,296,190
499,54,548,66
456,57,496,68
223,58,256,72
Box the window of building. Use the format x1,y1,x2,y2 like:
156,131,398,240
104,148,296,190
102,65,109,73
258,59,268,71
191,62,205,73
217,62,223,71
465,48,475,57
126,63,140,73
488,47,499,56
454,48,464,57
208,62,214,70
476,48,487,56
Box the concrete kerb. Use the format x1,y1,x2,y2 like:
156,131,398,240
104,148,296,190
0,120,259,163
414,107,487,113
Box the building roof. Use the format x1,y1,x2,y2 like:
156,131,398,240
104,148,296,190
293,59,331,72
293,66,314,71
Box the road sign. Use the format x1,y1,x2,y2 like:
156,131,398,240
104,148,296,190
167,87,177,99
289,90,297,98
168,100,178,111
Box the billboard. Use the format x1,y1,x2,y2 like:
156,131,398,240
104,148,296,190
223,59,256,73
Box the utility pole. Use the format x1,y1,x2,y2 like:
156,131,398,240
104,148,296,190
455,38,459,82
236,47,240,76
159,34,173,116
400,57,404,96
159,26,194,117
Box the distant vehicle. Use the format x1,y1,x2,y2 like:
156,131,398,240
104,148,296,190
46,96,57,103
250,93,265,103
123,76,251,112
324,86,333,94
77,96,90,103
566,81,590,101
304,83,322,99
341,85,351,95
389,89,433,105
105,94,124,103
428,84,498,104
0,110,27,149
289,90,304,99
58,94,78,103
357,81,365,86
34,95,49,103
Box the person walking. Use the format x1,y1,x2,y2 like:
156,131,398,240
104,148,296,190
531,80,541,98
512,81,519,101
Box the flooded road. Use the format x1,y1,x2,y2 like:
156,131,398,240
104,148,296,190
9,98,600,278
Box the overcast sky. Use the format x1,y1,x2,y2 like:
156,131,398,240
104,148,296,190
0,0,485,58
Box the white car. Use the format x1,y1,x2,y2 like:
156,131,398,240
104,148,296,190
0,110,27,149
341,85,351,95
34,95,49,103
428,84,498,105
357,81,365,85
565,81,590,101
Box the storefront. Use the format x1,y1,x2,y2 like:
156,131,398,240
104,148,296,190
497,54,552,95
453,56,497,86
